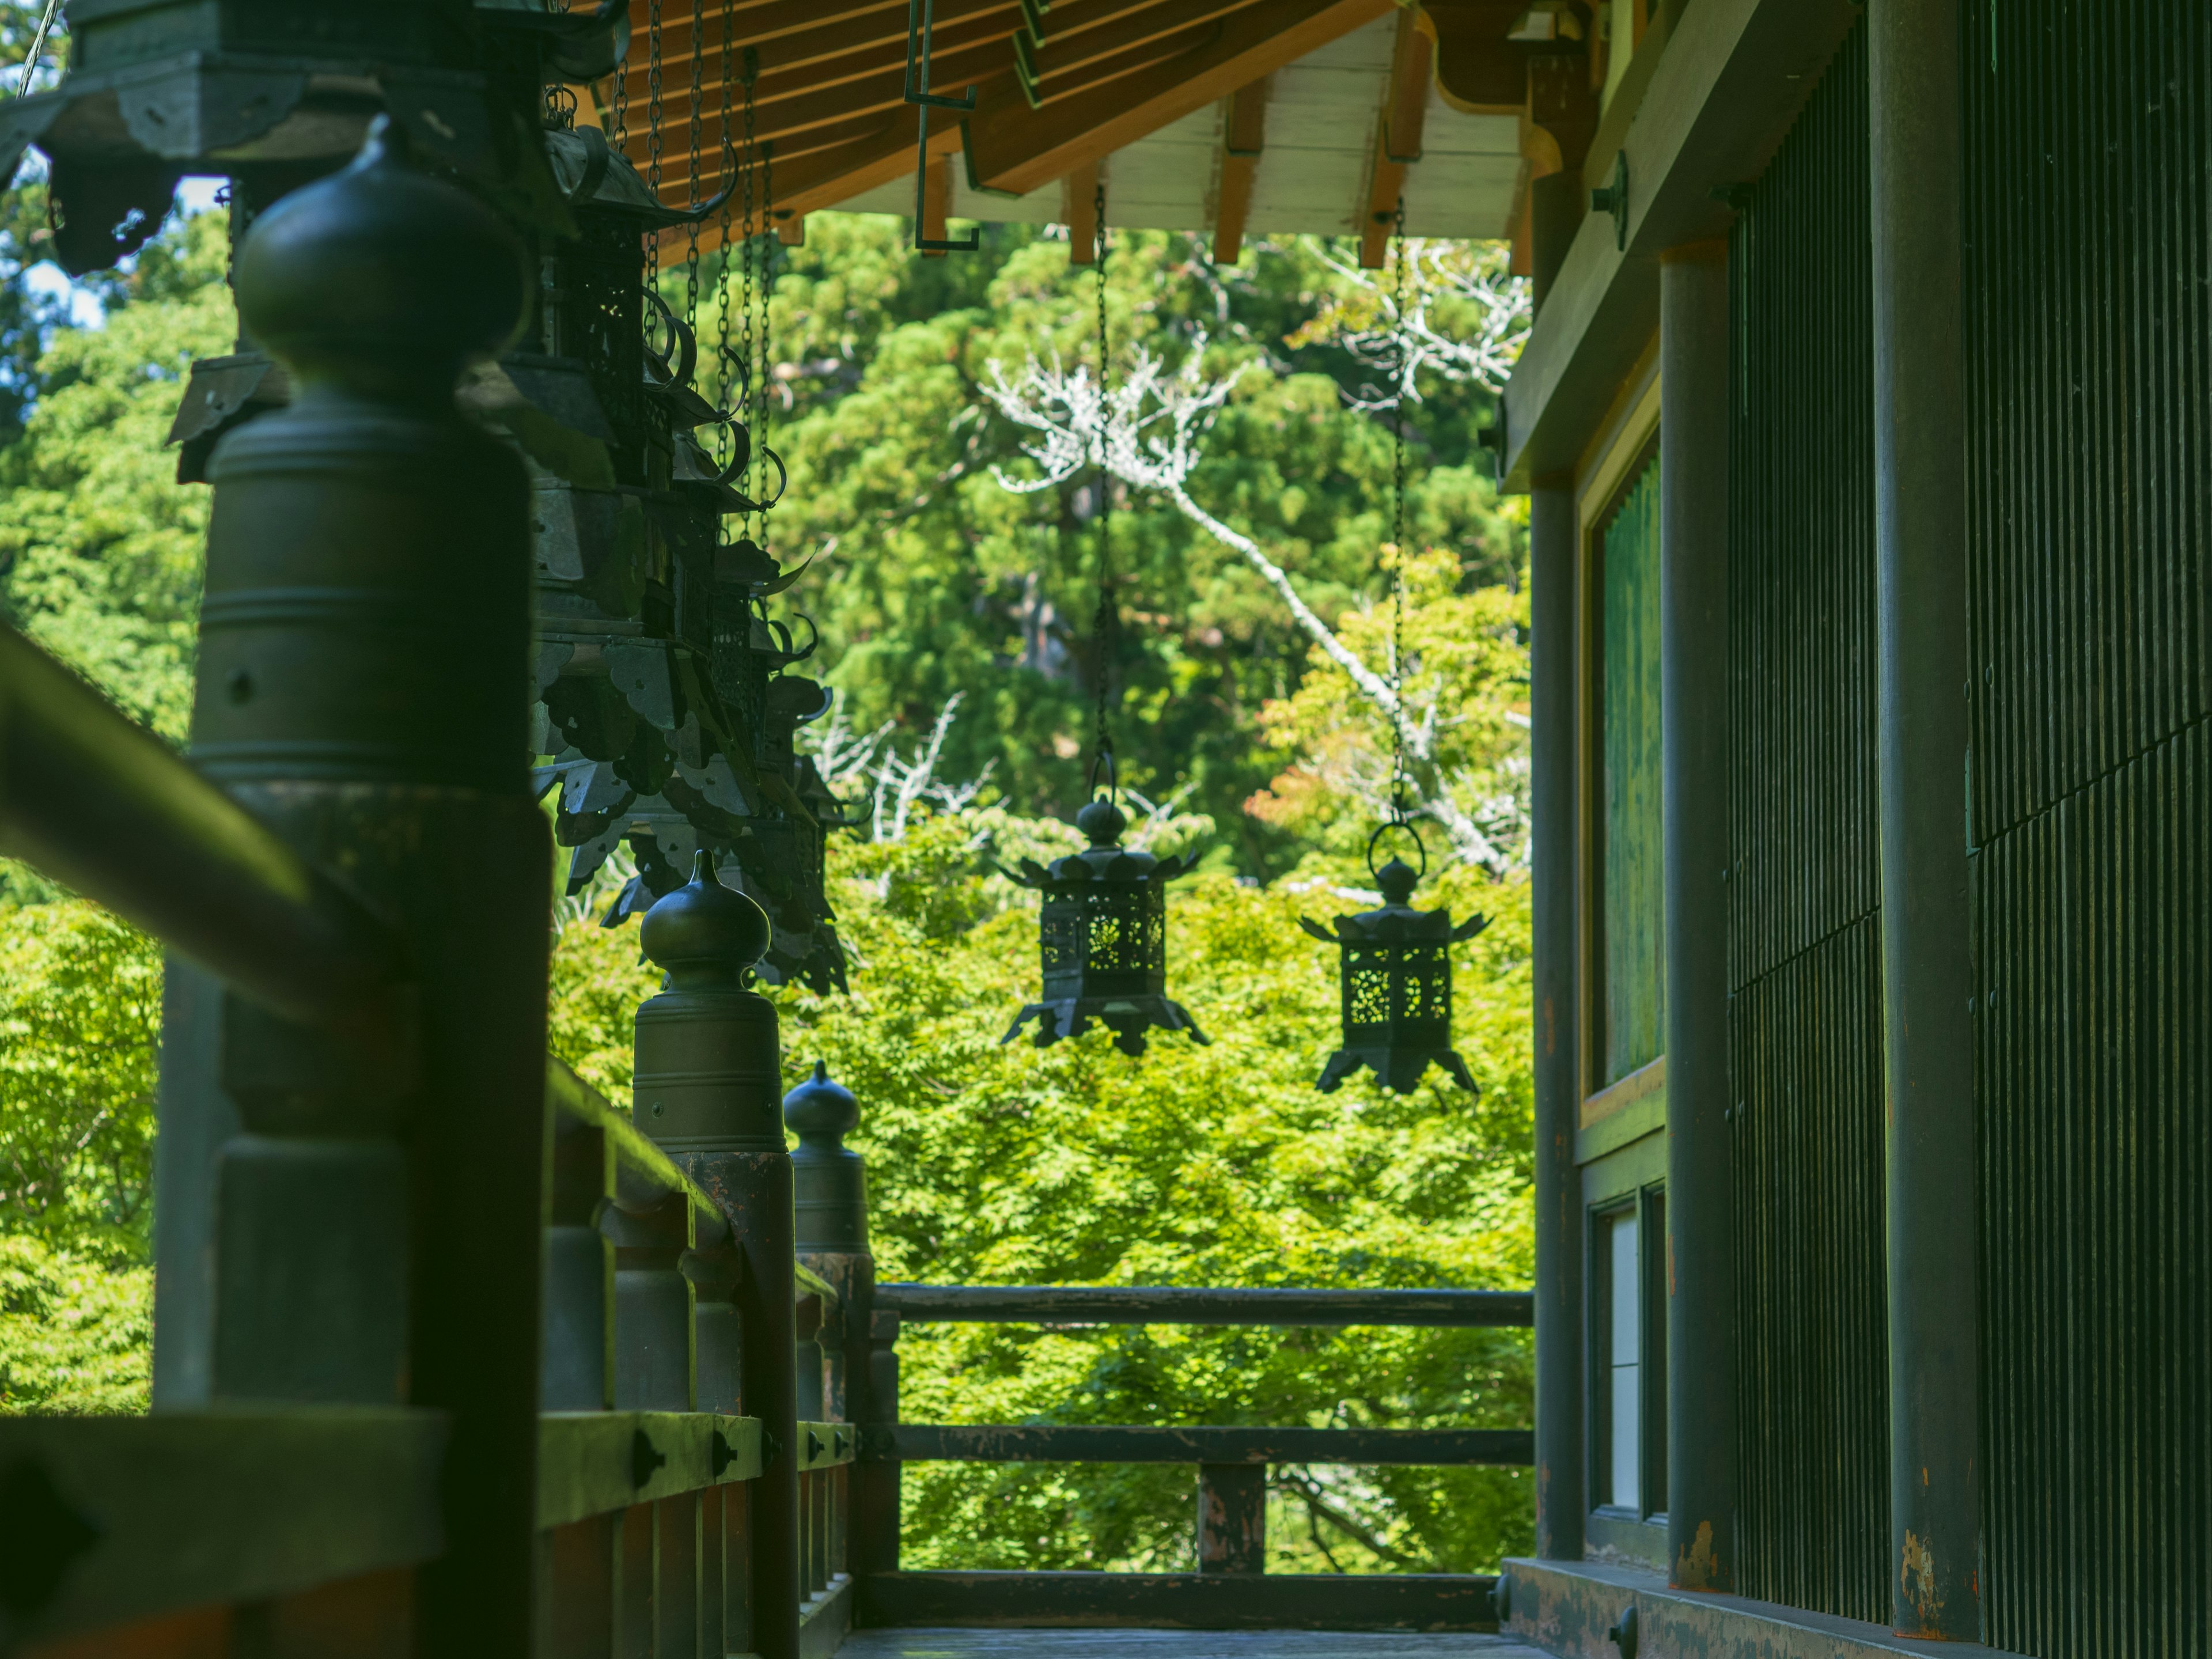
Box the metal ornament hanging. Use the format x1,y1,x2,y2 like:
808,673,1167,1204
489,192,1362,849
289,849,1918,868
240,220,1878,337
1301,822,1487,1094
1002,756,1208,1057
1001,185,1205,1058
1300,200,1485,1094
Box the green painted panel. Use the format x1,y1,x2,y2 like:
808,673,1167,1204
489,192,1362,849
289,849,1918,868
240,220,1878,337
1601,453,1665,1086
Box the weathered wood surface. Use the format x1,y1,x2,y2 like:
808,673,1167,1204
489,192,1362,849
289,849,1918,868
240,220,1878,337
857,1570,1503,1632
843,1634,1549,1657
873,1286,1533,1328
872,1426,1534,1467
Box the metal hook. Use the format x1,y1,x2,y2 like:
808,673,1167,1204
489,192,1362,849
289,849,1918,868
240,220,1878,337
906,0,981,253
642,289,698,392
1088,744,1118,804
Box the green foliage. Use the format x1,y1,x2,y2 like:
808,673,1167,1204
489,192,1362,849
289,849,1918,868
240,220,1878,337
0,900,161,1262
703,219,1519,873
0,1236,153,1415
549,813,1536,1573
1251,543,1532,862
0,209,234,748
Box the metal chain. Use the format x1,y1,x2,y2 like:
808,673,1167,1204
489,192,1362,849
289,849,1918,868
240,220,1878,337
684,0,703,328
611,18,630,144
739,65,758,540
715,2,737,540
758,139,777,555
1389,196,1410,823
1091,183,1114,772
645,0,664,294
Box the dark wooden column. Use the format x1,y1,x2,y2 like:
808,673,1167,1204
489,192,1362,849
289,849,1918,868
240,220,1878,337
1196,1465,1267,1574
1869,0,1983,1640
1528,471,1583,1563
635,855,800,1659
1659,238,1735,1592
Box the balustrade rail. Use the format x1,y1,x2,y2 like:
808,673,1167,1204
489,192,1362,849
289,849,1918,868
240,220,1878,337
846,1281,1535,1632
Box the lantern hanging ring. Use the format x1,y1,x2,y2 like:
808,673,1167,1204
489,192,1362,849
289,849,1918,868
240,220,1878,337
1088,743,1119,805
1366,815,1429,883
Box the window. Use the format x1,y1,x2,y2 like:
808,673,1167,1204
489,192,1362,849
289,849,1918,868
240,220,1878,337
1591,1185,1668,1521
1594,451,1665,1090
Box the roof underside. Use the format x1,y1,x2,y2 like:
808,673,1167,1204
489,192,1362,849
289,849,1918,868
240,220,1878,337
593,1,1586,258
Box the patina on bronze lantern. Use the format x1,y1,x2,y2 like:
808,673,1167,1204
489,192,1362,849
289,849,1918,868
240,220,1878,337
1002,763,1207,1058
1301,823,1488,1094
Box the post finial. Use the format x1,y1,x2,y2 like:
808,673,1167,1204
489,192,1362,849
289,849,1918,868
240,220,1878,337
640,851,771,991
232,115,529,407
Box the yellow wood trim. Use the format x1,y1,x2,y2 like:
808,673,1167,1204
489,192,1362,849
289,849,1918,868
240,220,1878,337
1580,1054,1668,1131
1577,344,1662,533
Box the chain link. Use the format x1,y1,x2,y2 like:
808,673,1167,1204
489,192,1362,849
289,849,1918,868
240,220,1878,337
715,3,737,540
645,0,664,294
1389,195,1409,822
739,62,757,541
758,140,776,555
1091,182,1114,772
684,0,703,328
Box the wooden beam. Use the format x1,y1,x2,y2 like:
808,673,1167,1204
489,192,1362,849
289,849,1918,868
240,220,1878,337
1211,74,1270,264
858,1570,1503,1631
677,114,968,252
1416,0,1535,113
875,1425,1535,1464
1357,3,1433,268
963,0,1395,198
873,1282,1535,1325
919,152,954,257
1064,160,1101,265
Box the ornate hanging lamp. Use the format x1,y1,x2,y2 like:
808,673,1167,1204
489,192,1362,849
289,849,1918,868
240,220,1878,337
1002,186,1206,1058
1302,206,1488,1094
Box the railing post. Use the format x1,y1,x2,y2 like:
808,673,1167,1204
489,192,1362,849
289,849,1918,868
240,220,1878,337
635,855,798,1659
147,120,546,1658
1195,1464,1267,1574
540,1115,618,1658
787,1060,876,1597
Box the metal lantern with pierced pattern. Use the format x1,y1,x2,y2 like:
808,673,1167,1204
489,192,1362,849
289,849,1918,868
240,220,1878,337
1001,791,1208,1058
1301,826,1488,1094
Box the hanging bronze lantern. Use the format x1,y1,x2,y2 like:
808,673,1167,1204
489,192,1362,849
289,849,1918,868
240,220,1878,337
1002,760,1207,1058
1301,824,1488,1094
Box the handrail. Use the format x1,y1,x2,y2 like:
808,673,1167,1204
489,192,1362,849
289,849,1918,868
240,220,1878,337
0,622,408,1048
874,1283,1535,1327
794,1260,840,1312
545,1058,732,1247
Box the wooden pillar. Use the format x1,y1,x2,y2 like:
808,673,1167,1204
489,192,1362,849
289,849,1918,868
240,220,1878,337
635,855,800,1659
1870,0,1982,1640
1660,238,1735,1592
1528,471,1584,1562
1065,162,1100,266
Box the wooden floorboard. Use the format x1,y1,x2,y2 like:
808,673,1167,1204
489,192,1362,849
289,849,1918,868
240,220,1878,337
842,1633,1551,1657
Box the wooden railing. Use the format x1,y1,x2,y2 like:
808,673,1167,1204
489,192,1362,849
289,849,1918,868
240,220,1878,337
849,1282,1533,1633
0,615,1527,1649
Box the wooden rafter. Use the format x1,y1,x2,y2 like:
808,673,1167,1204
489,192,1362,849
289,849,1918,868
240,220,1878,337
1016,0,1265,105
963,0,1395,199
1415,0,1540,114
1211,74,1270,265
1357,5,1432,268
